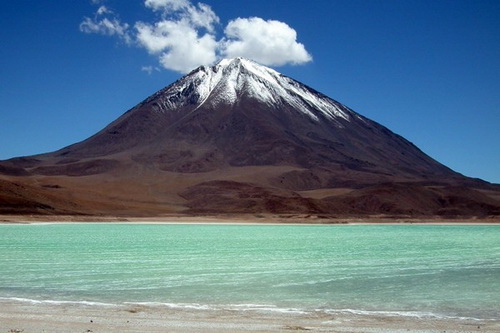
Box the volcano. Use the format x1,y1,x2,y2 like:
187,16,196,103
1,58,499,218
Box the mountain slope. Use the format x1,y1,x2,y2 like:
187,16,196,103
1,58,498,218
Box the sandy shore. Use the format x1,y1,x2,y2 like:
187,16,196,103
1,300,499,333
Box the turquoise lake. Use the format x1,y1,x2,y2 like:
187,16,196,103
0,224,499,319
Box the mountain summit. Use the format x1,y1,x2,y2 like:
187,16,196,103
1,58,499,218
160,57,351,120
32,57,453,176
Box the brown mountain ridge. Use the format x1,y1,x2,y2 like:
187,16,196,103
1,58,499,219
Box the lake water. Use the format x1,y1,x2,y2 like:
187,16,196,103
0,223,498,320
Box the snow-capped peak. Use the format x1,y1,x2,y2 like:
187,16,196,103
151,57,351,122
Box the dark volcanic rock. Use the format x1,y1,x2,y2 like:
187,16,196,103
0,58,498,217
34,58,456,181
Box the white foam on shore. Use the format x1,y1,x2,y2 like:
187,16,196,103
328,308,488,321
3,297,494,321
123,301,308,314
1,297,117,307
124,301,214,311
227,304,308,314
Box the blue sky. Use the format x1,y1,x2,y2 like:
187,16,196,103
0,0,499,183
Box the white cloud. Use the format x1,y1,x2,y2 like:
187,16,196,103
135,0,219,73
141,65,160,74
222,17,312,66
136,20,218,73
80,0,312,73
80,17,130,40
135,21,172,54
135,0,220,72
158,30,218,73
144,0,190,11
143,0,219,32
80,4,131,44
96,5,110,16
187,3,219,32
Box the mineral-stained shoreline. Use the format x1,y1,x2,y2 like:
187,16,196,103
1,213,499,224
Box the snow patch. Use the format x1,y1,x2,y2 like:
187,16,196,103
152,57,352,123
